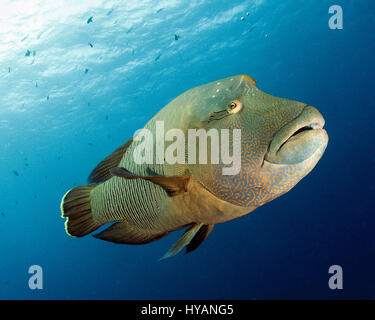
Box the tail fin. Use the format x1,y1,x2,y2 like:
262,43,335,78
60,185,102,237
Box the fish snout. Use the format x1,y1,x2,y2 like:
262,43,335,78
265,106,328,165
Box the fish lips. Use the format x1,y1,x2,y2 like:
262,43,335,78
265,105,328,165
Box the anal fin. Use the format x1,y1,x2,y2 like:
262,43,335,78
93,221,169,244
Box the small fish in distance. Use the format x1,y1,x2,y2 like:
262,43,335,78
155,54,161,61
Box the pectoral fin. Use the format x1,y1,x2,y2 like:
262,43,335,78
110,167,190,197
160,223,204,260
186,224,214,254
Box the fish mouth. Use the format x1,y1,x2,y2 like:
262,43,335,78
265,105,328,165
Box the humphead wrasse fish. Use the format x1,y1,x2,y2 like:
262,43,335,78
60,75,328,260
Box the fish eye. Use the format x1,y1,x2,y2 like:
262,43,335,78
228,100,242,114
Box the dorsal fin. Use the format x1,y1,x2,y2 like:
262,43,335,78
186,224,214,254
88,138,133,183
109,167,190,197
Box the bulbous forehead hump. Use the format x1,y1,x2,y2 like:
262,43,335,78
203,74,256,94
184,75,257,117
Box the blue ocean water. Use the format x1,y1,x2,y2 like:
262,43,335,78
0,0,374,299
